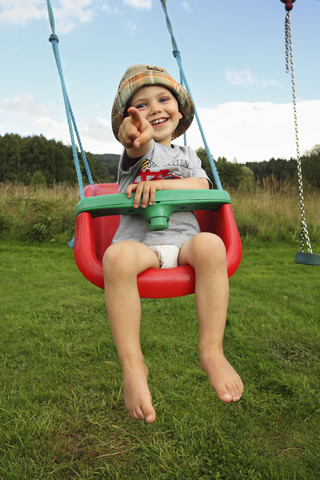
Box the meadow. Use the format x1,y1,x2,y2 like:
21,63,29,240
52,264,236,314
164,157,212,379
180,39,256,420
0,180,319,244
0,183,319,479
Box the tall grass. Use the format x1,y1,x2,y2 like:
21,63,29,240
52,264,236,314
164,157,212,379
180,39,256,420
231,177,320,243
0,180,319,244
0,183,79,243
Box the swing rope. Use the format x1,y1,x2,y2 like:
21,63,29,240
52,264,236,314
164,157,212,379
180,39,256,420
47,0,93,200
283,5,320,265
160,0,222,190
47,0,221,192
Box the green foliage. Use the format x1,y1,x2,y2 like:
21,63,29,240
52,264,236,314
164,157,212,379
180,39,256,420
301,147,320,189
0,185,76,243
196,146,320,193
197,147,254,191
246,149,320,191
20,199,58,242
1,133,319,192
0,134,119,186
0,241,319,479
0,210,10,237
87,152,119,183
245,157,298,187
31,169,46,187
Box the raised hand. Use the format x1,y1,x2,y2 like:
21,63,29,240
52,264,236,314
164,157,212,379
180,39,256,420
118,107,153,154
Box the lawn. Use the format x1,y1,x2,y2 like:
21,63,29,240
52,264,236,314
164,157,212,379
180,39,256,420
0,240,319,479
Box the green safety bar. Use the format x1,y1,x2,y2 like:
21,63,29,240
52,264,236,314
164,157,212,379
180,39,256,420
75,189,231,231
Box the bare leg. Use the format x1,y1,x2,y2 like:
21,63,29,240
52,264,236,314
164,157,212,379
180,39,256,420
103,241,160,422
179,233,243,402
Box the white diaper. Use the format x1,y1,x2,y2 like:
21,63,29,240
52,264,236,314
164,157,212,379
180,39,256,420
149,245,180,269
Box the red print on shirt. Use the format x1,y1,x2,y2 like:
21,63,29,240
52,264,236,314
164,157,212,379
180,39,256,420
134,168,171,183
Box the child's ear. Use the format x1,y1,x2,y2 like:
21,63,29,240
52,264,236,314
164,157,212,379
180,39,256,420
178,112,183,120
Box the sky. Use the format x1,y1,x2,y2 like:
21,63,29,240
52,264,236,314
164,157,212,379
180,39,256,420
0,0,320,164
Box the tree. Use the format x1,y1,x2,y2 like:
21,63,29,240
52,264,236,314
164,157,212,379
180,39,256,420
301,147,320,189
196,148,251,190
31,170,46,186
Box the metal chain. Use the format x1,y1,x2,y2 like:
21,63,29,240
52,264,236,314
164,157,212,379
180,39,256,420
285,12,313,254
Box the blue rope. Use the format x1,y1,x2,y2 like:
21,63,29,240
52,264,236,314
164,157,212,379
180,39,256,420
46,0,93,200
160,0,222,190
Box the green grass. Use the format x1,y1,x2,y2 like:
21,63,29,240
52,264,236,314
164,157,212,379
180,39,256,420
1,240,319,479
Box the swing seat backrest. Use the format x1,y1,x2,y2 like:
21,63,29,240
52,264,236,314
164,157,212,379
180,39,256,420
74,183,242,298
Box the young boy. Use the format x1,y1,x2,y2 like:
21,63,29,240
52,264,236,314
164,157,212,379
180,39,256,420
103,65,243,423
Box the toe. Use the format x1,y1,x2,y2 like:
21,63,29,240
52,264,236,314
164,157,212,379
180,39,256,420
217,379,243,403
216,386,233,403
144,407,156,423
145,413,156,423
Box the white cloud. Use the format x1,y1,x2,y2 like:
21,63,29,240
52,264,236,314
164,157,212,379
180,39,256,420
175,100,320,163
33,116,71,142
225,68,282,90
180,2,191,12
0,0,151,33
33,115,118,154
123,0,152,8
101,4,119,14
124,19,137,36
225,69,254,87
1,94,319,162
0,95,49,117
0,0,108,33
0,93,117,153
259,78,282,89
80,119,121,154
0,0,45,25
80,116,114,143
48,0,96,34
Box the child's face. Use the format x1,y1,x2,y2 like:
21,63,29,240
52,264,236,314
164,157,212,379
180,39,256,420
128,85,183,146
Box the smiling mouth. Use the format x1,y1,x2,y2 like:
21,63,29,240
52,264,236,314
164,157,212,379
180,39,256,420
150,118,168,126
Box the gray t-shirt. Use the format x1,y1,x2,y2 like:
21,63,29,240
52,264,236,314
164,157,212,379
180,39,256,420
112,141,211,249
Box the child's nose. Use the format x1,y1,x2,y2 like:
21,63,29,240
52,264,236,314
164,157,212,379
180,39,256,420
150,102,162,114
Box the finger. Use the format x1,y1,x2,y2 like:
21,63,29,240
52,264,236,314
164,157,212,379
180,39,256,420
127,107,143,129
132,124,154,149
133,132,149,149
141,185,151,208
118,122,139,148
130,183,142,208
148,186,156,206
126,183,137,199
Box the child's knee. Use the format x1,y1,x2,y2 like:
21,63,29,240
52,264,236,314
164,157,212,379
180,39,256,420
103,242,135,277
191,233,226,265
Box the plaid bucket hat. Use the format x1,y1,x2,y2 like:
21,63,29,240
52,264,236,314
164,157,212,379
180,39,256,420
111,65,194,140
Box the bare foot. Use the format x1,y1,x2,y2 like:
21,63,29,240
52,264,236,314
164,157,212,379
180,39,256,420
122,362,156,423
200,350,243,403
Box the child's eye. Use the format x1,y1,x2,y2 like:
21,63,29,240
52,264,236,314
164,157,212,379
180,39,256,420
136,102,147,109
160,97,169,103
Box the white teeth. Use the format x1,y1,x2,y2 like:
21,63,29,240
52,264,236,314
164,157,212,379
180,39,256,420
151,118,167,125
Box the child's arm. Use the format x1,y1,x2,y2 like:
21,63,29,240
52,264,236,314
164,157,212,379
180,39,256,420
127,177,209,209
118,107,153,159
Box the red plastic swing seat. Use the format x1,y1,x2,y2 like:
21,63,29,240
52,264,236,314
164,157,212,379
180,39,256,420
74,183,242,298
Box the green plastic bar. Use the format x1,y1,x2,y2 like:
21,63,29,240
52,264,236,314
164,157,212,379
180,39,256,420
75,189,231,231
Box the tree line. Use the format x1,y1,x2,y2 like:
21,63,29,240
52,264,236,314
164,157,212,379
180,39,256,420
197,146,320,191
0,134,118,186
0,133,319,190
